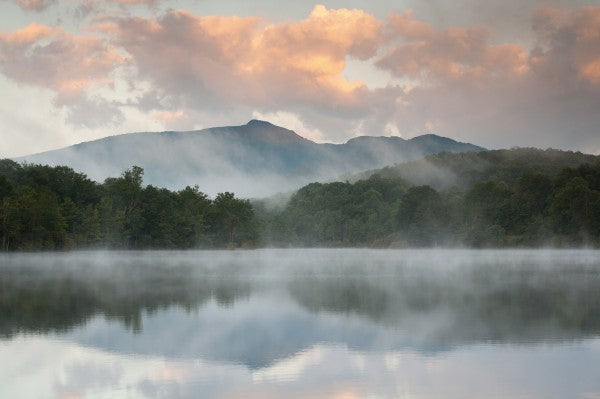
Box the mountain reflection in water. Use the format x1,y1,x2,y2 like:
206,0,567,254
1,249,599,399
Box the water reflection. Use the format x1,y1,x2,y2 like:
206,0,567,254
1,249,600,398
289,268,600,346
0,251,252,337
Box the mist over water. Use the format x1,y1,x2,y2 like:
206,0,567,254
1,249,600,398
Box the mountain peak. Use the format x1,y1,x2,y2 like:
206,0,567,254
246,119,275,127
406,133,485,154
237,119,312,145
413,133,444,139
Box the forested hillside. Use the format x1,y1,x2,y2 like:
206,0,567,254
347,148,600,190
0,160,257,250
260,149,600,247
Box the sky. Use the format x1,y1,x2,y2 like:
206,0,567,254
0,0,599,157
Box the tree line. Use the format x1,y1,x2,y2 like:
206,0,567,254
0,160,257,250
1,152,600,250
259,160,600,247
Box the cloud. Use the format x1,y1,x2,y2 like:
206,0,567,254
0,23,127,93
10,0,55,12
367,7,600,151
111,0,158,4
7,0,163,13
531,7,600,88
62,95,125,128
99,5,381,116
149,109,203,131
378,10,529,83
0,23,129,127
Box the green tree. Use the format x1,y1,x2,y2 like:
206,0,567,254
0,176,15,250
211,192,257,247
464,181,513,246
103,166,145,247
138,186,178,247
11,186,66,249
175,186,211,247
551,177,600,239
396,185,449,246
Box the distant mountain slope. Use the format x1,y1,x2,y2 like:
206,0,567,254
16,120,483,197
345,148,600,189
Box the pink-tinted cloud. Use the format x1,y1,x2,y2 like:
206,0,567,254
111,0,157,3
8,0,160,12
11,0,55,12
376,6,600,89
531,7,600,87
0,23,128,95
0,23,129,126
365,7,600,151
99,5,381,113
378,11,529,82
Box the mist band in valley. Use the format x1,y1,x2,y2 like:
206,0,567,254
1,147,599,250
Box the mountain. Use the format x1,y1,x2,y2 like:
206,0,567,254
16,120,484,197
345,147,600,189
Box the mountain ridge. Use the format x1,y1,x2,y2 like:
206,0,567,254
21,120,477,155
16,120,485,197
343,147,600,190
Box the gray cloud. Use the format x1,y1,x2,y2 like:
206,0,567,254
9,0,55,12
372,6,600,151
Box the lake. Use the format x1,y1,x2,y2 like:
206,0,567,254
1,249,600,399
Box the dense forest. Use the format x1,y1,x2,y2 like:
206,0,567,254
347,147,600,188
0,160,258,250
1,148,600,250
258,148,600,247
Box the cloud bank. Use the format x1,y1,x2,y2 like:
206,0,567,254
0,3,599,156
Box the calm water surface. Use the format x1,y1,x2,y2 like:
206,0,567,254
1,249,600,399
